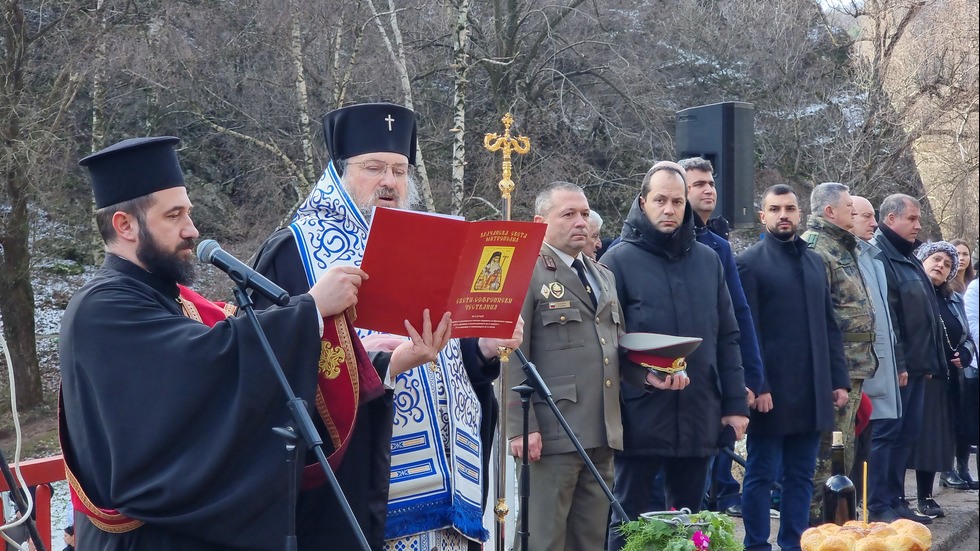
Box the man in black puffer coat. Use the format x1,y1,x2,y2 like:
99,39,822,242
603,162,749,551
866,193,946,525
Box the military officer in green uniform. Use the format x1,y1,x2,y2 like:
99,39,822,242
802,182,877,520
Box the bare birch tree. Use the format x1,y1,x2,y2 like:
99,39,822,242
363,0,436,212
449,0,472,216
1,0,86,408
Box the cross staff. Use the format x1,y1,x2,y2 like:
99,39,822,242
483,113,530,550
484,113,530,222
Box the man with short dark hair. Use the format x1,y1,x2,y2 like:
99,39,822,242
679,156,765,514
602,162,749,551
866,193,945,524
60,136,368,549
508,181,631,551
736,184,850,551
802,182,876,520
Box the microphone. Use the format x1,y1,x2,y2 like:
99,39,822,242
197,239,290,307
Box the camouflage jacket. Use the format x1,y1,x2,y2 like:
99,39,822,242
803,216,877,379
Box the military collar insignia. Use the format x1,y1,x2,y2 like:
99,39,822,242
542,254,558,271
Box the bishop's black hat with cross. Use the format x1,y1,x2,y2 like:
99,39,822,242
322,103,418,172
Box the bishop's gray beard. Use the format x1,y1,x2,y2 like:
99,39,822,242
339,171,421,220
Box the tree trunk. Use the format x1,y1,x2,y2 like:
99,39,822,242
290,10,316,187
0,183,43,410
365,0,436,212
450,0,471,216
331,12,367,109
87,0,109,264
1,0,43,408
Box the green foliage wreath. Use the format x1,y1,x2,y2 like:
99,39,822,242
619,510,743,551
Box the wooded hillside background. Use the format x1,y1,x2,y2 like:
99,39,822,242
3,0,978,408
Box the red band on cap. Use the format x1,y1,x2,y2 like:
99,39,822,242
627,351,687,373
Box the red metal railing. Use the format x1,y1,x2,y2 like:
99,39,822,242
1,455,65,547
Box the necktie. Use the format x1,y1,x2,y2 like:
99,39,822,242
571,258,598,308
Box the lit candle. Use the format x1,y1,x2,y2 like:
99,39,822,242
863,461,868,527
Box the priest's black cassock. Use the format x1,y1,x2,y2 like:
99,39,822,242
251,228,395,551
60,254,322,550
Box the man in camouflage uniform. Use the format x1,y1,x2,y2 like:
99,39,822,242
802,182,877,520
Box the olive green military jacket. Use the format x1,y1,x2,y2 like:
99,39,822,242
803,216,877,379
505,242,631,455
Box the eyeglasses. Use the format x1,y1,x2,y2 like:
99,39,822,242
348,160,415,181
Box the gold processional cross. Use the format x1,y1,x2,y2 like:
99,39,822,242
484,113,531,222
483,113,530,544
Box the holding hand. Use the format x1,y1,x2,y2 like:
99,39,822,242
478,316,525,359
832,388,848,408
722,415,749,441
645,371,690,390
510,431,543,462
388,309,453,376
308,266,368,317
752,392,773,413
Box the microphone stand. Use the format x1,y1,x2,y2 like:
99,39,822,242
512,384,535,551
232,287,370,551
0,449,47,551
510,349,629,532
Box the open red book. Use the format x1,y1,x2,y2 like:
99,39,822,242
356,207,545,338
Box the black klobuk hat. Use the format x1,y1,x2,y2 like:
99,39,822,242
322,103,417,169
79,136,184,209
620,332,702,379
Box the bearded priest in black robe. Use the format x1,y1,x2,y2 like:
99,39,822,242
59,136,369,550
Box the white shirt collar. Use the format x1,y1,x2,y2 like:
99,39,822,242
545,242,582,268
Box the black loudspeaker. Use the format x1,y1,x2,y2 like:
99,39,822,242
676,102,755,228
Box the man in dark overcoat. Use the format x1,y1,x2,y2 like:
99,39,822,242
601,162,749,551
736,184,850,551
866,193,946,524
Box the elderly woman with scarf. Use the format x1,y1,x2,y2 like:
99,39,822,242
908,241,974,519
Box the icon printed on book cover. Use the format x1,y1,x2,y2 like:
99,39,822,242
471,247,514,292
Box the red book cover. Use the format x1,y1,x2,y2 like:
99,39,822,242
356,207,545,338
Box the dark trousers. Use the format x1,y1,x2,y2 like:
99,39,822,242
607,455,711,551
741,431,821,551
868,374,925,513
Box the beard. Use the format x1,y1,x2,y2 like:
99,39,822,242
340,171,420,221
137,225,197,285
766,223,797,241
